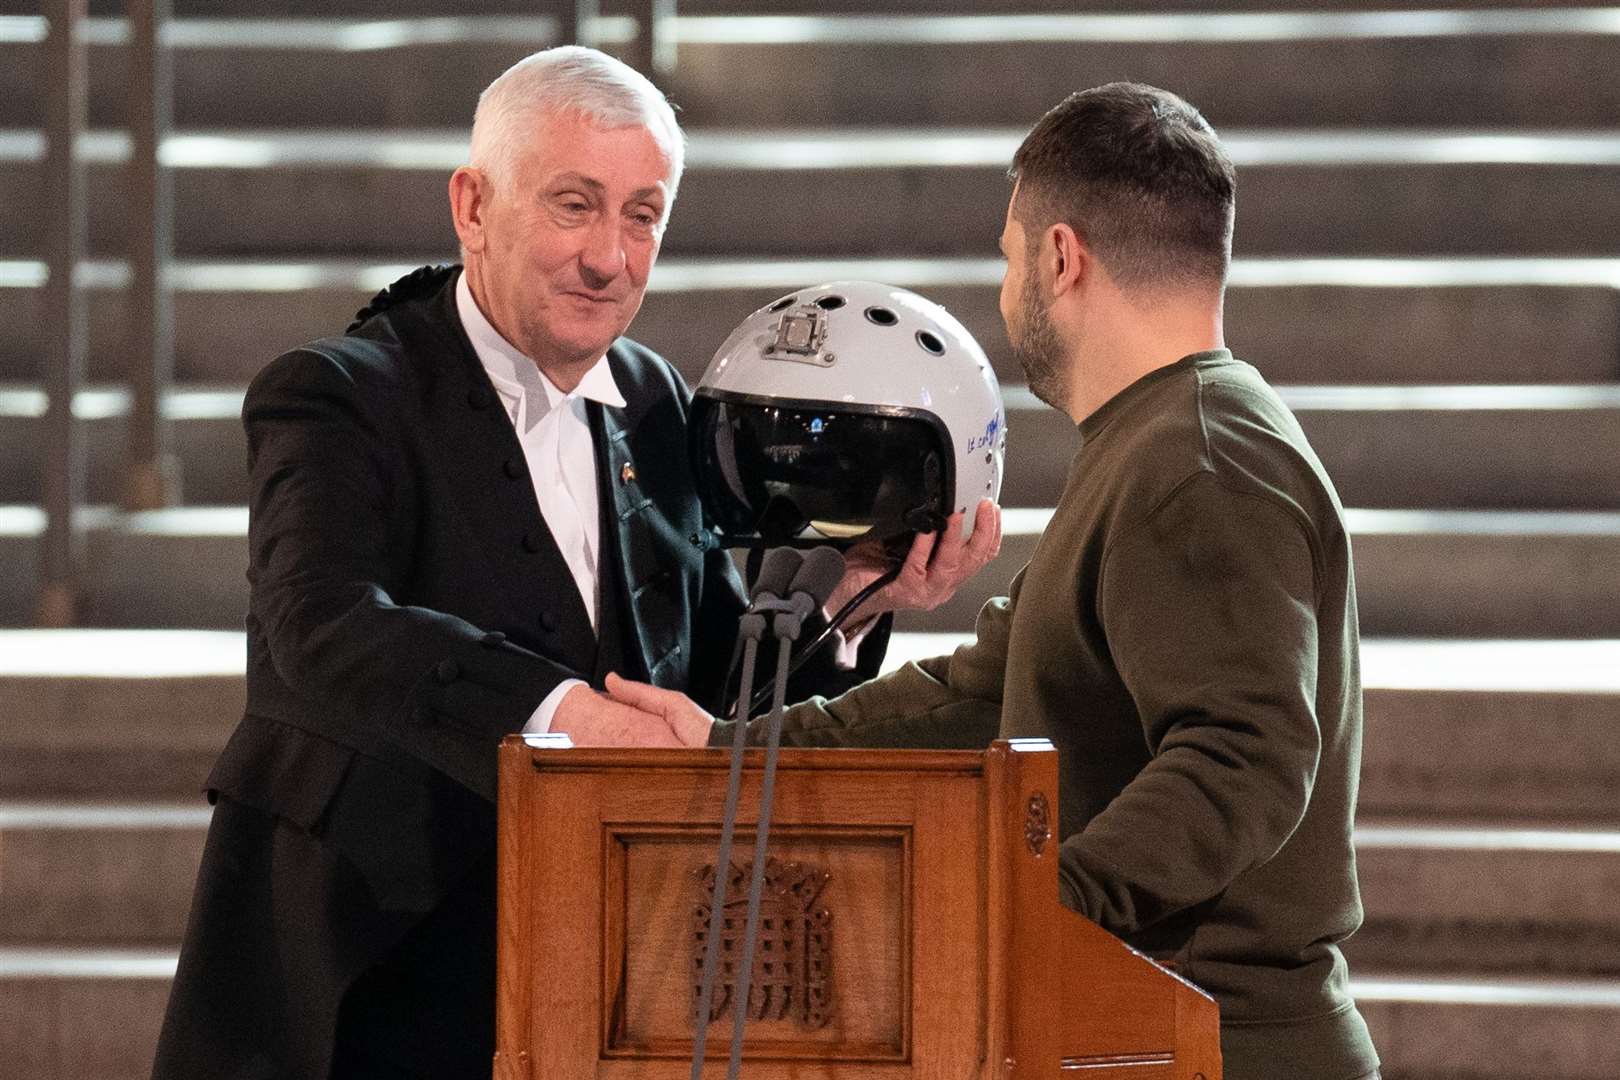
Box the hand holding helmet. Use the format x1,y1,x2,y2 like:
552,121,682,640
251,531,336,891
825,500,1003,630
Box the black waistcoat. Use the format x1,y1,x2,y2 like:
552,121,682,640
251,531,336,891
586,403,641,688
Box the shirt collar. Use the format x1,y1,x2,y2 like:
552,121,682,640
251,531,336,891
568,348,628,410
455,270,627,411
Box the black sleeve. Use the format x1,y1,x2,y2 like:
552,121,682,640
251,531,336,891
244,347,579,801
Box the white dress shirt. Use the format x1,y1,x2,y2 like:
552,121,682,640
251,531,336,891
456,273,626,733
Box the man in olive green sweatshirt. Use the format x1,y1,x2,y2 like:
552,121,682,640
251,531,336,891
607,82,1380,1080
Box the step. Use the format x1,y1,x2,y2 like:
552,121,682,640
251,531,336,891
666,13,1620,129
0,0,1589,17
1,506,1618,633
0,803,208,943
5,128,1620,257
5,632,1620,821
1265,385,1620,511
0,630,244,798
0,947,175,1080
0,385,244,506
665,131,1620,258
4,507,1620,634
1347,510,1620,636
1348,821,1620,976
1002,384,1620,512
1354,973,1620,1080
0,15,567,130
894,508,1620,638
4,12,1620,128
0,953,1616,1080
7,799,1616,978
626,256,1620,387
1357,640,1620,821
1,255,1617,387
882,634,1620,822
6,382,1620,512
0,506,248,628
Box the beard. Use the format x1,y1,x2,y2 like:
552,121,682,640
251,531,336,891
1010,273,1069,412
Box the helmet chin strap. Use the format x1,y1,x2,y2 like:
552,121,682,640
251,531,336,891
903,505,948,535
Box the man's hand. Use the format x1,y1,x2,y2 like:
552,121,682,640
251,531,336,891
603,673,715,747
550,682,686,747
824,498,1003,624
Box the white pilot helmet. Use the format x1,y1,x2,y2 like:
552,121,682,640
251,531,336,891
691,280,1006,546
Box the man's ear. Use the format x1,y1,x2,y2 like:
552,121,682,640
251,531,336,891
449,167,488,255
1048,222,1088,299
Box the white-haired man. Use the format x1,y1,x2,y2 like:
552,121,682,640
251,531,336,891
152,47,997,1080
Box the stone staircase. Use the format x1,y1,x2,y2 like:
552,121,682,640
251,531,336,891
3,6,1620,1079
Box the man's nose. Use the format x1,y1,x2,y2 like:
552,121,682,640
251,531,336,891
578,218,627,289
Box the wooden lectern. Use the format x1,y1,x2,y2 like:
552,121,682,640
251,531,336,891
494,737,1220,1080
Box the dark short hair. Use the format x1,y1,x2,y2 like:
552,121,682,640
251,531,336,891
1009,82,1236,290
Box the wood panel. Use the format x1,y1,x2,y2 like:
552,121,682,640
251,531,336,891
1057,915,1176,1059
532,769,609,1080
994,740,1063,1080
1172,978,1222,1080
496,739,1220,1080
607,827,909,1059
904,771,986,1079
494,733,538,1080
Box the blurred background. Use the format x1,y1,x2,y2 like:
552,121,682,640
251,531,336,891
2,2,1619,1078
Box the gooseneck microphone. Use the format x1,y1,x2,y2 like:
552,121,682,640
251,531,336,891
750,547,804,612
691,546,847,1080
777,546,847,638
690,545,805,1080
744,549,903,718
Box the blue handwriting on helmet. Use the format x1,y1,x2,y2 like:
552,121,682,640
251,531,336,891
966,413,1002,453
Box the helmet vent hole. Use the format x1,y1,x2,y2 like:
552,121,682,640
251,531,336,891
768,295,797,313
816,295,847,310
915,330,946,355
864,306,898,326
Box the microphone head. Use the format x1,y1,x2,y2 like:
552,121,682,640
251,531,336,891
751,546,804,603
788,546,848,610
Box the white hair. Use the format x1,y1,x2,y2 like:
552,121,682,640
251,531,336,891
469,45,685,196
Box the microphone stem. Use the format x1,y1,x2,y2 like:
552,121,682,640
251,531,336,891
725,633,796,1080
690,631,760,1080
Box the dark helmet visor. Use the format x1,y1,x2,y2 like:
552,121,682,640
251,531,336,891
692,393,950,545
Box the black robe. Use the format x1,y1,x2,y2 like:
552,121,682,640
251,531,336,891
152,266,887,1080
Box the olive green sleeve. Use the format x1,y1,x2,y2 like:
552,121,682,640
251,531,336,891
1058,474,1324,933
707,569,1023,749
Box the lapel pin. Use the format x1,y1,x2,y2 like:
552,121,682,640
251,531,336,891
620,462,636,485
